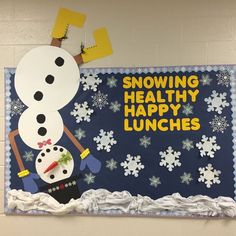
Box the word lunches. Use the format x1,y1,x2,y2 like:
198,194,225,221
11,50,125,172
123,75,201,132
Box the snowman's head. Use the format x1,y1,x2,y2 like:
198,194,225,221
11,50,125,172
15,46,80,111
35,145,74,184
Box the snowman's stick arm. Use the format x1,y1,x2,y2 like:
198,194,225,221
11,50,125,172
8,129,26,172
64,126,85,154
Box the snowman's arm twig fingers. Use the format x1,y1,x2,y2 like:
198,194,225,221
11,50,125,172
51,38,62,47
64,126,85,153
8,129,26,172
73,54,83,65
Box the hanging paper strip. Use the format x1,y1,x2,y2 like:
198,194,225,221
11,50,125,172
5,65,236,217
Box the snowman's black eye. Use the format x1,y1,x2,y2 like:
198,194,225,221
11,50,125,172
36,114,45,124
38,127,47,136
63,170,67,174
34,91,43,101
55,57,64,67
45,75,54,84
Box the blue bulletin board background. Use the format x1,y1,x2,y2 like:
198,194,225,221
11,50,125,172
4,65,236,215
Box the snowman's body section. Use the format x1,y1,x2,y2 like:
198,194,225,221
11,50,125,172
15,46,80,111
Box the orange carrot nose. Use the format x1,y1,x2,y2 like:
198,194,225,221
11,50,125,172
44,161,59,173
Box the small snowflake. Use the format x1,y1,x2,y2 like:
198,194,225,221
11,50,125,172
182,139,194,151
180,172,193,185
198,164,221,188
84,173,95,185
74,128,86,140
121,154,144,177
216,70,231,87
109,101,121,113
209,115,229,133
70,101,94,123
204,90,229,114
200,74,212,86
139,136,151,148
81,73,102,91
159,146,181,172
107,76,118,88
22,151,34,162
149,176,161,188
9,98,25,116
106,158,118,171
196,135,220,158
93,129,117,152
182,103,193,116
92,91,108,110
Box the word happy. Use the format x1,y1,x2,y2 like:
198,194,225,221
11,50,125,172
123,75,201,132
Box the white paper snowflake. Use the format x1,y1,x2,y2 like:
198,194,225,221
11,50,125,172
93,129,117,152
107,76,117,88
106,158,118,171
198,164,221,188
22,151,34,162
159,146,181,172
92,91,108,109
121,154,144,177
209,115,229,133
74,128,86,140
81,73,102,91
204,90,229,114
84,173,95,185
9,98,25,116
149,176,161,188
70,101,94,123
139,136,151,148
182,103,193,116
216,70,231,87
180,172,193,185
109,101,121,113
196,135,220,158
182,139,194,151
200,74,212,86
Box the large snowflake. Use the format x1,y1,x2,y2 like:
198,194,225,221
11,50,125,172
120,154,144,177
107,76,118,88
139,135,151,148
9,98,25,116
180,172,193,185
182,103,193,116
200,74,212,86
182,138,194,151
74,128,86,140
93,129,117,152
216,70,231,87
159,146,181,172
209,115,229,133
149,176,161,188
81,73,102,91
204,90,229,114
92,91,108,109
70,101,94,123
109,101,121,113
196,135,220,158
198,164,221,188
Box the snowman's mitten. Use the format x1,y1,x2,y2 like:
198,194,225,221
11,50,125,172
18,170,40,193
80,149,101,173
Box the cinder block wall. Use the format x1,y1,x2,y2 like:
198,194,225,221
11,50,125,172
1,0,236,235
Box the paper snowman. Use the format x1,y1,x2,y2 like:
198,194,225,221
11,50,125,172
8,8,112,201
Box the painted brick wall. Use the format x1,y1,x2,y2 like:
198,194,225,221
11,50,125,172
1,0,236,235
